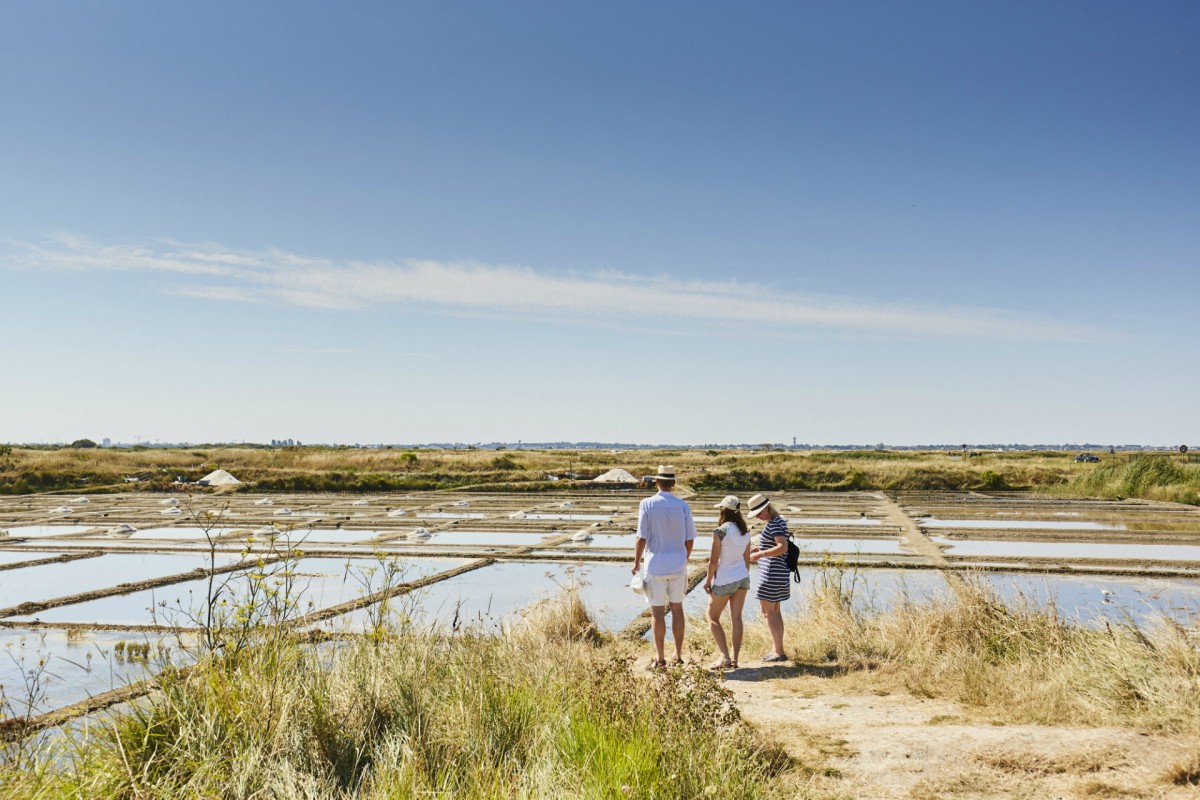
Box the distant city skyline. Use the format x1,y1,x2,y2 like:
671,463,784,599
2,3,1196,445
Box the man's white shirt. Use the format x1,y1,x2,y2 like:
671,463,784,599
637,490,697,575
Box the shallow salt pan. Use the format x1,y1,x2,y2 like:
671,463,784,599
933,537,1200,562
0,628,180,715
321,561,649,634
919,517,1121,531
0,553,244,611
979,572,1200,626
9,557,470,626
388,530,554,547
2,525,96,538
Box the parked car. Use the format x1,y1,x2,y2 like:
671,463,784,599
1074,453,1101,463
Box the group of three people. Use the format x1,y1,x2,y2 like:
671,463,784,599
632,465,790,670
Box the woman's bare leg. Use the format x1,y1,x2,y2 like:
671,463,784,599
760,599,785,657
729,589,748,664
707,594,732,661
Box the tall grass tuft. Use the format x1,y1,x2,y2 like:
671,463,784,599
1,593,796,799
767,566,1200,733
1065,456,1200,505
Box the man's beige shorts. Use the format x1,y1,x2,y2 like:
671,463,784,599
645,570,688,606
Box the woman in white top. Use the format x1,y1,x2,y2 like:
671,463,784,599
703,495,752,670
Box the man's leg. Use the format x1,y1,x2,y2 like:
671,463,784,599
650,605,667,662
669,601,685,661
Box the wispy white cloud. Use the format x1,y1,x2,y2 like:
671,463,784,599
274,347,357,355
1,234,1106,342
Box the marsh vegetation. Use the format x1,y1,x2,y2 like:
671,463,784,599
2,446,1196,505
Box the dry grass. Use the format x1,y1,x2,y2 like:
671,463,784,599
1,592,803,799
1164,749,1200,786
7,445,1187,501
721,567,1200,735
973,744,1128,775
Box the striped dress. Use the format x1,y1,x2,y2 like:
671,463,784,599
755,515,791,602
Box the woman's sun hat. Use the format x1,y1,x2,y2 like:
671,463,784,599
746,493,773,517
714,495,740,511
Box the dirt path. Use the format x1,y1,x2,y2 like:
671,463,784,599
723,670,1200,799
877,491,970,595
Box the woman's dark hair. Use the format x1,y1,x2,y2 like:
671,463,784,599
718,507,748,534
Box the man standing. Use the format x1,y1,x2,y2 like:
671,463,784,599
633,465,697,668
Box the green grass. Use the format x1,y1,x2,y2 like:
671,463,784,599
1061,456,1200,505
1,592,799,799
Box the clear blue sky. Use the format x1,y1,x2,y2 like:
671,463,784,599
1,2,1196,445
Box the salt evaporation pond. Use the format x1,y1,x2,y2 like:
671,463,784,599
2,525,96,538
127,527,235,541
417,512,487,519
978,572,1200,627
518,513,612,521
0,551,65,567
919,517,1121,531
932,537,1200,562
323,561,649,634
795,538,906,555
0,552,244,611
388,530,557,547
9,557,470,626
0,628,176,715
655,567,954,642
240,528,381,545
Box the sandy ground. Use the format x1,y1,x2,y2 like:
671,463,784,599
713,664,1200,800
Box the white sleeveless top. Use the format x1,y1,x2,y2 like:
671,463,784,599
713,521,752,585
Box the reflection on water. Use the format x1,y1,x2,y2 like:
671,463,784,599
0,628,186,715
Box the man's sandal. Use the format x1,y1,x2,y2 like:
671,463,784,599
648,659,667,672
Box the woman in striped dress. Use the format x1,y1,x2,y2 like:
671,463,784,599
746,493,789,662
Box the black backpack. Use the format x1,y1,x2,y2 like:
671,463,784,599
784,529,801,583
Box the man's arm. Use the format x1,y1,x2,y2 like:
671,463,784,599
633,537,647,575
683,502,696,559
634,501,648,574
